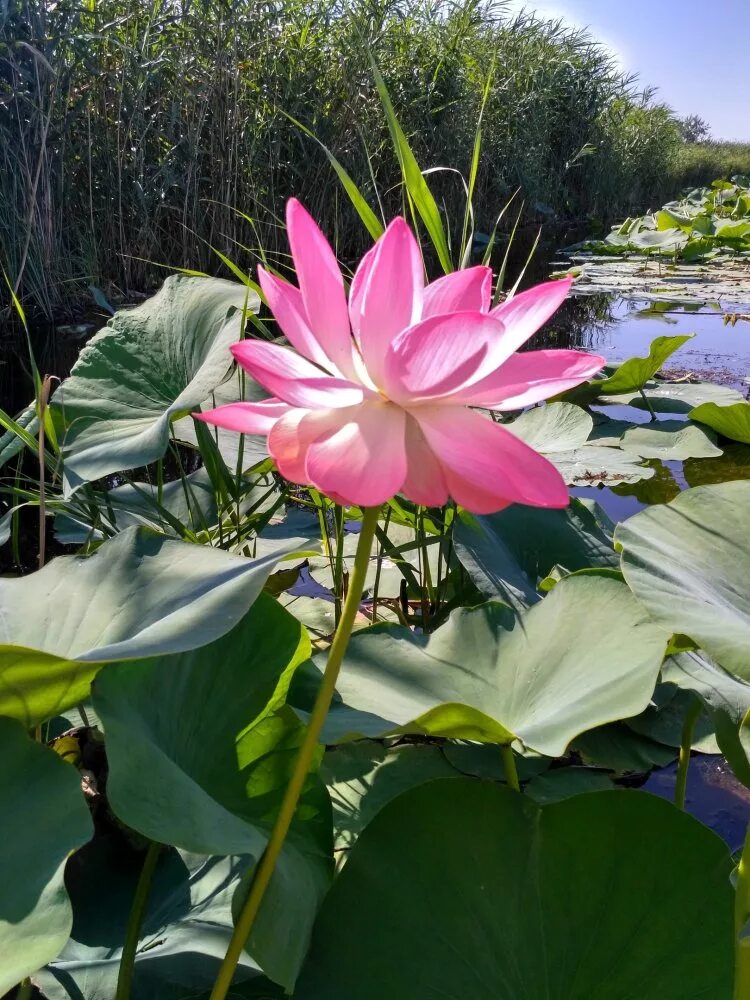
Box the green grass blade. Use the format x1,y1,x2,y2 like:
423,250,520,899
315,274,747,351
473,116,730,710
283,112,384,241
460,65,494,266
370,55,453,273
507,226,542,299
494,200,525,303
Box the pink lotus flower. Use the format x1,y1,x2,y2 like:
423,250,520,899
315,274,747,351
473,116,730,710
197,200,605,513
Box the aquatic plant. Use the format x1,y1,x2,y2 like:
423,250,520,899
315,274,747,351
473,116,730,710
572,175,750,261
3,187,750,1000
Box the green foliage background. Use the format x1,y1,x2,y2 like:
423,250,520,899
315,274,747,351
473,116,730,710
0,0,700,318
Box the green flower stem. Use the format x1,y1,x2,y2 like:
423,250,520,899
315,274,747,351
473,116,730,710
637,386,658,422
115,841,161,1000
500,743,520,792
333,503,345,626
735,824,750,999
209,505,381,1000
15,978,32,1000
674,698,702,810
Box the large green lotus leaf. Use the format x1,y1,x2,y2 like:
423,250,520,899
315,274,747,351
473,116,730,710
625,683,718,753
93,594,331,989
0,718,92,994
0,525,288,727
453,500,617,610
0,504,13,547
587,414,636,447
36,842,282,1000
524,766,614,804
441,741,549,782
320,742,458,854
315,576,667,755
296,781,733,1000
52,276,258,493
629,228,689,252
173,363,269,471
505,402,593,452
620,419,721,459
0,401,37,469
597,334,693,396
714,218,750,239
573,722,676,774
54,468,219,544
663,652,750,788
55,468,281,545
548,444,655,486
690,401,750,444
616,481,750,676
601,380,744,413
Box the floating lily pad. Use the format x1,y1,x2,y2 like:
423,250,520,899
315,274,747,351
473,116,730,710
441,741,549,782
524,766,614,804
563,254,750,306
663,652,750,788
505,402,593,452
573,722,676,774
551,444,655,485
620,420,721,459
601,380,744,414
626,685,718,754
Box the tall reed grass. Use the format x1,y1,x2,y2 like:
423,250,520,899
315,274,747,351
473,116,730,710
673,142,750,190
2,0,685,320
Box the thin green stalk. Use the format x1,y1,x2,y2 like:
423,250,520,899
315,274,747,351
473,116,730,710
735,824,750,999
15,978,32,1000
438,504,456,609
116,842,161,1000
500,744,520,793
37,375,52,569
371,506,391,623
333,504,345,627
674,697,702,810
638,386,658,422
209,506,380,1000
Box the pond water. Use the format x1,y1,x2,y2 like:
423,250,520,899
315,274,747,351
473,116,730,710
536,293,750,523
644,755,750,853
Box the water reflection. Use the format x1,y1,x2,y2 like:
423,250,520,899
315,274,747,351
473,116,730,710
684,443,750,488
546,295,750,390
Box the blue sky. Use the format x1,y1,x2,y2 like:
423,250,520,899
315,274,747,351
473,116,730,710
506,1,748,140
